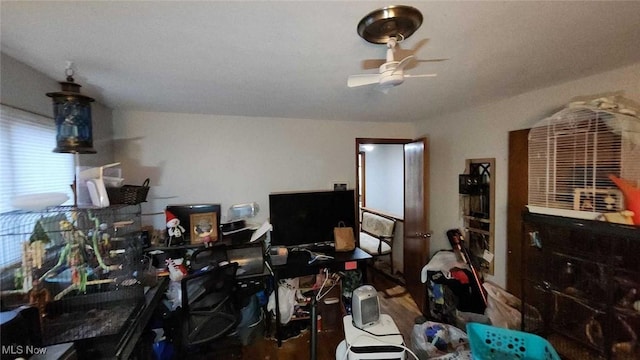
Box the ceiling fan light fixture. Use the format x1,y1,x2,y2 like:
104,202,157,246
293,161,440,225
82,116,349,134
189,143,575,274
357,5,423,44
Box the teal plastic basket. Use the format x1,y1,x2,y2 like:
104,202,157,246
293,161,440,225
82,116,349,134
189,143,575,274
466,323,560,360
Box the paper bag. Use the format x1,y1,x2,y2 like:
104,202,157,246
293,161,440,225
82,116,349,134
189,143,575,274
334,221,355,252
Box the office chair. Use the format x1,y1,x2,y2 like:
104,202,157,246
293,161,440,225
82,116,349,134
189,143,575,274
167,262,241,357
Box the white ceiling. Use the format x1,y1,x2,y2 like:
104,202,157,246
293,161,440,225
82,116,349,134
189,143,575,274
2,1,640,123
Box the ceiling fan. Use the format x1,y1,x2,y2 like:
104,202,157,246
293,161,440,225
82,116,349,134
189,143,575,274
347,5,446,93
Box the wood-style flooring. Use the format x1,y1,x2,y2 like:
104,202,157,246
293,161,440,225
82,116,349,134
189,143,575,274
236,268,423,360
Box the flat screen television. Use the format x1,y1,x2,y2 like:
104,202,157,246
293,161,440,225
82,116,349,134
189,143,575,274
269,190,356,249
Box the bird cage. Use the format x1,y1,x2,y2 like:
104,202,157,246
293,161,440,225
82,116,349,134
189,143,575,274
528,102,640,217
0,205,145,346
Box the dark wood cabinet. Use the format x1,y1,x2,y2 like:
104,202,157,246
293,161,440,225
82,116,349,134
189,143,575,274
521,211,640,359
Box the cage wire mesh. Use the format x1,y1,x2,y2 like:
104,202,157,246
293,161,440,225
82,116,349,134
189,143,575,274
528,104,640,214
0,205,145,345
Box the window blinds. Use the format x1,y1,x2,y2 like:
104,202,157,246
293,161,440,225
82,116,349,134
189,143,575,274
0,105,74,213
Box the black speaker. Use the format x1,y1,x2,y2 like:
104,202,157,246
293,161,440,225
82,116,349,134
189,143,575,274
351,285,380,328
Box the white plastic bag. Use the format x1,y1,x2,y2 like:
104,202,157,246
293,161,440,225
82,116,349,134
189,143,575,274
411,321,472,360
483,281,522,330
267,277,305,324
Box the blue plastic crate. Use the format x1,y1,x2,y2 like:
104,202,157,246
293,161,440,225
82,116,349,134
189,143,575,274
466,323,560,360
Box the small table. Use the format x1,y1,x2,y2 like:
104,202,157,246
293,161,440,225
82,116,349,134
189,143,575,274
338,314,404,359
271,247,372,347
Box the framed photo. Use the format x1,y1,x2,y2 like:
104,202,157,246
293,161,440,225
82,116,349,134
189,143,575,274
190,212,219,245
166,204,221,244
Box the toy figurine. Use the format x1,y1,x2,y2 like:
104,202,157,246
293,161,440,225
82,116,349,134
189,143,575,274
39,218,90,289
194,219,216,247
166,258,188,282
165,258,188,311
166,210,185,246
40,211,119,299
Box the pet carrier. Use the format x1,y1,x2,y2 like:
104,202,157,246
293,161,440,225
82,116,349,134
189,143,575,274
528,98,640,219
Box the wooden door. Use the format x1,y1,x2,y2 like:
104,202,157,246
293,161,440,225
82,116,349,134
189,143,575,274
506,129,529,297
403,138,430,314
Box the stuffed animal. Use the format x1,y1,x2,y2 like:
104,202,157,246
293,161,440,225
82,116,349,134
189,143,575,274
165,210,185,246
166,258,188,282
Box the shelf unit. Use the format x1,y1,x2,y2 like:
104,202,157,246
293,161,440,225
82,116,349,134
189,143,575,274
460,158,495,274
521,210,640,359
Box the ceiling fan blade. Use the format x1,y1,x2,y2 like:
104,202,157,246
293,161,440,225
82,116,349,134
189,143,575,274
361,59,386,70
347,74,381,87
361,57,446,70
394,38,429,60
404,73,438,78
393,55,415,74
415,58,449,63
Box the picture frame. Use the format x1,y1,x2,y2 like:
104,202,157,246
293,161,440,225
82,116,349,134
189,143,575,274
190,212,219,245
166,204,221,244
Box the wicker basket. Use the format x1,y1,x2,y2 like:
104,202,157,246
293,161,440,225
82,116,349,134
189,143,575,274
107,178,150,205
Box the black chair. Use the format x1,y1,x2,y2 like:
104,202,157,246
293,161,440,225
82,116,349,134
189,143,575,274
167,262,241,357
190,245,228,272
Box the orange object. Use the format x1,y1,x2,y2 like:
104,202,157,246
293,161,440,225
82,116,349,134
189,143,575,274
609,175,640,225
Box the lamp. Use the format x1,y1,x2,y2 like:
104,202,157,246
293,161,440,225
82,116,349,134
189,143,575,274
46,62,96,154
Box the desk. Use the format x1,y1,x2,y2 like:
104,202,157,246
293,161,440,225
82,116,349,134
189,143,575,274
271,247,371,346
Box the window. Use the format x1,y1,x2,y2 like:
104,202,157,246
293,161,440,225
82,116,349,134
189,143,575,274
0,105,75,212
1,105,74,267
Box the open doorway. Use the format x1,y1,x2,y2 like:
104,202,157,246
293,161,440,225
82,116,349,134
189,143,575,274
356,138,409,284
356,137,430,312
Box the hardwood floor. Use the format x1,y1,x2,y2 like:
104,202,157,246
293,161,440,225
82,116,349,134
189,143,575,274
236,269,423,360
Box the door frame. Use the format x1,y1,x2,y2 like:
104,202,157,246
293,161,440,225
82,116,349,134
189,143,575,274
355,137,429,312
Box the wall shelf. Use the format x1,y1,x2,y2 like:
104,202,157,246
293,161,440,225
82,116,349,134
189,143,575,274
460,158,496,274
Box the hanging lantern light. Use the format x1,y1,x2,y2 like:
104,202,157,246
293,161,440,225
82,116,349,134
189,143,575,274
46,62,96,153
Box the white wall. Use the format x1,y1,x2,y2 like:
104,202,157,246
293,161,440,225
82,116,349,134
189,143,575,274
416,62,640,287
6,51,638,289
112,110,415,229
363,144,404,217
1,53,115,167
